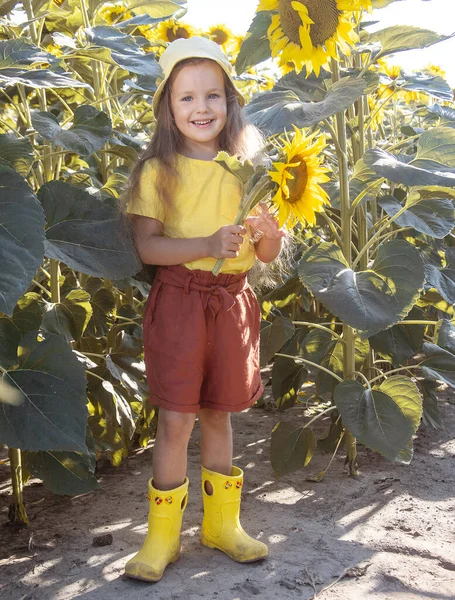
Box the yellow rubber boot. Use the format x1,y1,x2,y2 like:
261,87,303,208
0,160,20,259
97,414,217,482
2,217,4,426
201,466,268,563
124,477,189,582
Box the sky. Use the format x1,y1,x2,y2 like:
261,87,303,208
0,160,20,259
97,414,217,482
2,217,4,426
184,0,455,86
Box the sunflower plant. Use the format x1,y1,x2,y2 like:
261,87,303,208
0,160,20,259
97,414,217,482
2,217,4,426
234,0,455,481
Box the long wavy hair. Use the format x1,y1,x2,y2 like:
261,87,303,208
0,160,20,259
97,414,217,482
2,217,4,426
125,57,263,214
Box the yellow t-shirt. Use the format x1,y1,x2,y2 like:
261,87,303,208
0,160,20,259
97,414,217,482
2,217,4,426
127,154,256,274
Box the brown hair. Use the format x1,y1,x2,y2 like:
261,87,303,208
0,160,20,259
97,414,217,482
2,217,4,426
125,57,263,214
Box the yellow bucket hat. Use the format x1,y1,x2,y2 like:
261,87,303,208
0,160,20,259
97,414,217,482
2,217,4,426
152,36,245,114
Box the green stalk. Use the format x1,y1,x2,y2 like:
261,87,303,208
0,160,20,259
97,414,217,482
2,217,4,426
50,259,61,303
331,58,358,477
8,448,29,526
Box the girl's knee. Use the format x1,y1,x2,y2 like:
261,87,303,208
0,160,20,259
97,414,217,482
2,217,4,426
199,409,231,428
158,409,195,440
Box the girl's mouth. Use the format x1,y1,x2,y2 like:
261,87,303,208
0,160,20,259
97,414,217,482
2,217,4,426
191,119,214,128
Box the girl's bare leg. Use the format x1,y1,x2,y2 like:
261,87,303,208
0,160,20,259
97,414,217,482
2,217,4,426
198,409,232,494
152,408,196,490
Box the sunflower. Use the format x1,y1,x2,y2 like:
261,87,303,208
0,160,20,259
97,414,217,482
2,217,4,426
99,2,132,24
153,20,198,43
268,126,330,227
257,0,362,76
208,24,233,51
376,59,427,105
423,63,447,79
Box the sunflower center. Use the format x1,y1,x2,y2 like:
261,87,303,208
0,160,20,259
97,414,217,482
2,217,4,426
168,26,190,42
211,28,229,45
278,0,340,47
287,156,308,203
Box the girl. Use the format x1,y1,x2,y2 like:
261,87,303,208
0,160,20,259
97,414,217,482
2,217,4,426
124,36,284,583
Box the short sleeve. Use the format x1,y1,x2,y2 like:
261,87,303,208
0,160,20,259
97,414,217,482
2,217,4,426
126,159,166,223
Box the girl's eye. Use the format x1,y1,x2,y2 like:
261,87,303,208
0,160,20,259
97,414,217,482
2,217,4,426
208,93,219,99
182,96,192,102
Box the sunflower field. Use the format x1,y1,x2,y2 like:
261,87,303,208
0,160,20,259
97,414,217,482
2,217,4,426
1,0,455,525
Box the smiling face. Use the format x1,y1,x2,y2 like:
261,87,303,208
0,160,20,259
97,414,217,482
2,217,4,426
170,60,228,159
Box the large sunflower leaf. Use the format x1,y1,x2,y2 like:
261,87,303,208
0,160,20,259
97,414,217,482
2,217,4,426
298,240,424,338
0,332,88,452
124,0,187,18
0,67,92,89
38,181,141,279
271,330,309,410
421,342,455,388
424,248,455,304
315,335,369,396
41,290,93,343
371,26,454,60
11,293,44,335
270,421,317,476
0,38,52,69
274,69,331,103
378,194,455,238
364,148,455,187
334,376,420,462
235,11,272,75
436,318,455,353
369,307,426,367
32,106,112,156
421,379,443,430
245,75,367,135
0,316,21,370
411,126,455,173
427,104,455,128
400,73,453,102
0,165,45,316
260,317,295,367
23,448,99,495
0,134,34,176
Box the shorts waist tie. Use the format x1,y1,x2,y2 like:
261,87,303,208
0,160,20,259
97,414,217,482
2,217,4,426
156,267,249,322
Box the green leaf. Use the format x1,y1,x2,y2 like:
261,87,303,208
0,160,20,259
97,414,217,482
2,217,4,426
235,11,272,75
412,126,455,173
364,148,455,187
316,335,369,396
272,355,307,411
334,376,421,462
369,307,426,367
371,26,454,60
0,67,92,89
86,287,116,338
0,38,51,69
421,380,443,430
260,317,295,367
0,134,34,176
270,421,317,476
400,73,453,102
0,316,21,370
0,165,45,316
23,448,99,495
0,332,88,452
41,289,93,343
424,248,455,304
298,240,424,338
38,181,141,279
436,318,455,353
124,0,187,18
421,342,455,388
378,194,455,238
214,151,254,186
273,69,329,103
32,106,112,156
245,76,367,136
11,292,44,335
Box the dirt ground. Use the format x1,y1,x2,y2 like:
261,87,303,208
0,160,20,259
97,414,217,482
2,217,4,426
1,392,455,600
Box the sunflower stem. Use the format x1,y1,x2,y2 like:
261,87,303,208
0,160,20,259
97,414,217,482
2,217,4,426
331,57,358,478
8,448,29,526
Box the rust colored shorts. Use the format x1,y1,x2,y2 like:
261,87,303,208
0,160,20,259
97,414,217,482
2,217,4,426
142,265,263,413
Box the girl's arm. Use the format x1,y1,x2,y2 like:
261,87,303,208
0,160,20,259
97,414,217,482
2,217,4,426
246,203,285,264
254,236,283,263
131,215,246,265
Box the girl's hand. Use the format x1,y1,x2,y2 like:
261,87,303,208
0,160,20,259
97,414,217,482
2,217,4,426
245,202,286,241
207,224,246,258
